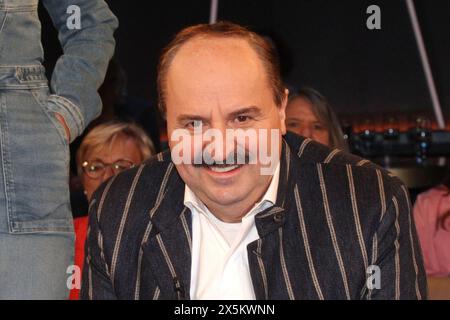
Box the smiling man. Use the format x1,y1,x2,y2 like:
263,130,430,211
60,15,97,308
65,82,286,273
81,22,426,300
164,32,286,225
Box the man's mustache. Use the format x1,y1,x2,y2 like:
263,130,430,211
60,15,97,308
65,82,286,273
192,147,256,167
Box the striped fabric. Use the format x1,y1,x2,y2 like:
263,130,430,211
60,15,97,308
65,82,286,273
81,132,427,300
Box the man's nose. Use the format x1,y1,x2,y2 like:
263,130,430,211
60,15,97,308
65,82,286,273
204,124,234,162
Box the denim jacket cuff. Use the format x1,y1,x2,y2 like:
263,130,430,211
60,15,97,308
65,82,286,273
47,94,85,142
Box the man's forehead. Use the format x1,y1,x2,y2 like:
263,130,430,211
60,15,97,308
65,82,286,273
169,36,262,74
164,36,274,118
177,36,255,56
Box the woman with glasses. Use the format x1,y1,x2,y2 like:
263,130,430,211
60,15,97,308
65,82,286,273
70,121,155,299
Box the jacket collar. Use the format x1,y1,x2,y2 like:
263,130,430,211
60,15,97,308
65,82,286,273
147,137,296,239
254,139,294,238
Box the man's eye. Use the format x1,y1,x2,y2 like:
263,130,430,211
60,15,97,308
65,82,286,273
187,120,203,129
235,115,251,123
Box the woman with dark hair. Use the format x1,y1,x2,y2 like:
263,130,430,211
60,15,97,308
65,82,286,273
285,87,348,151
413,170,450,278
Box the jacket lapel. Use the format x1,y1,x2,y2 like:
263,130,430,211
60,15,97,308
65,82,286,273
141,163,192,299
249,139,298,299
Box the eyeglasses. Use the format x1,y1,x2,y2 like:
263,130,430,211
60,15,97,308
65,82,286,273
82,159,136,179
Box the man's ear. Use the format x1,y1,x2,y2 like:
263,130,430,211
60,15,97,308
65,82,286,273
278,88,289,135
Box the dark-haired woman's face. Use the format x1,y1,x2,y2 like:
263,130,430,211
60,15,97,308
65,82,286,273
286,97,330,147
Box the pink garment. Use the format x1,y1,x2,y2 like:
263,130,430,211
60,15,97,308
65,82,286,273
413,185,450,277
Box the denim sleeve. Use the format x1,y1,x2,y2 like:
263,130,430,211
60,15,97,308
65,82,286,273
368,183,428,300
41,0,118,141
80,194,117,300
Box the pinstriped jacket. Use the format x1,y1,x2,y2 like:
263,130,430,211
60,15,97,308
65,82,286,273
80,132,427,300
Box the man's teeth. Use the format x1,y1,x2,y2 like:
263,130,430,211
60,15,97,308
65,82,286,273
209,164,240,173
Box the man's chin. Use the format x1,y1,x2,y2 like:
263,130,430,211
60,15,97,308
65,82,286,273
201,186,249,206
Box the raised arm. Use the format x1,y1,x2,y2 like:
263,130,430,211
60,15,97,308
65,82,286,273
42,0,118,141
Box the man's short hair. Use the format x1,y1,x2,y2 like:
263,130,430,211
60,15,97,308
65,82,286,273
157,21,286,116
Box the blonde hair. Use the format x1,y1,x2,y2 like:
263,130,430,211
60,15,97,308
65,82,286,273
76,121,155,176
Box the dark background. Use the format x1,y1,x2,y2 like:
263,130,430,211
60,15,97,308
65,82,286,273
39,0,450,122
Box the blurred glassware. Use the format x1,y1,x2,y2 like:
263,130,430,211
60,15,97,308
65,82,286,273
383,115,400,167
359,117,376,157
339,115,353,151
409,114,432,166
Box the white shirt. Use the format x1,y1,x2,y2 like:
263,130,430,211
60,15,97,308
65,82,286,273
184,164,280,300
